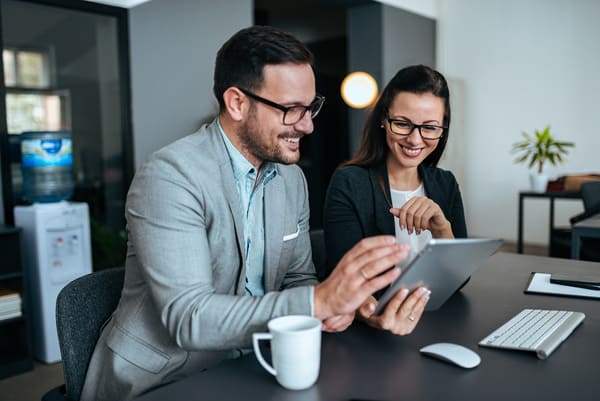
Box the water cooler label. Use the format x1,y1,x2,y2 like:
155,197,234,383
47,226,86,285
21,138,73,168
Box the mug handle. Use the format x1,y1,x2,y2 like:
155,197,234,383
252,333,276,376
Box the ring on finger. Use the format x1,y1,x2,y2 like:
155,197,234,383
408,315,416,321
360,269,370,280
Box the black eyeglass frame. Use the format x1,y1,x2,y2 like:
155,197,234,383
385,117,447,140
238,87,325,126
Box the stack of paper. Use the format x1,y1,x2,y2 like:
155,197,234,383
0,289,22,321
526,273,600,299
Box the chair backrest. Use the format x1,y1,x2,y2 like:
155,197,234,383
581,181,600,212
56,266,125,401
309,229,326,279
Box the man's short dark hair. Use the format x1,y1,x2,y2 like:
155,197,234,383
213,25,314,111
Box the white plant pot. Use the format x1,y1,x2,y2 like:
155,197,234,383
529,173,548,193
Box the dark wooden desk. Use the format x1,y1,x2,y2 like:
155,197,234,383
134,253,600,401
517,190,581,254
571,214,600,259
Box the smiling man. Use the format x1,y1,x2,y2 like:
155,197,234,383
80,26,409,401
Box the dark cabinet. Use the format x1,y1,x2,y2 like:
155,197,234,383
0,225,32,379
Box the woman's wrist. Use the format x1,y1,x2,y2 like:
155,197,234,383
432,221,454,238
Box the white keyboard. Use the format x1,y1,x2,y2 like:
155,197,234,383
479,308,585,359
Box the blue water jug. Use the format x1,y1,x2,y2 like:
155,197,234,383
21,130,74,203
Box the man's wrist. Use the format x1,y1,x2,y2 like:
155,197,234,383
313,283,331,321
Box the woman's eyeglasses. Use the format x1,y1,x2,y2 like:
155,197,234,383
385,118,446,140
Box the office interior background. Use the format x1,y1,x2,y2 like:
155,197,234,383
2,0,599,251
0,0,599,398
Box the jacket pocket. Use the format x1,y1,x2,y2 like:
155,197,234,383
283,224,300,241
106,324,170,374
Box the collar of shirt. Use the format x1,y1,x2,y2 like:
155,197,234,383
217,118,277,187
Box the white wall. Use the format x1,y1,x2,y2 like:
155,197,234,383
375,0,439,19
129,0,252,168
436,0,600,244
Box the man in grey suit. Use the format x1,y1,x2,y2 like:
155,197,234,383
81,26,409,401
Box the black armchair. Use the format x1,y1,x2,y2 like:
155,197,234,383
42,267,125,401
550,182,600,261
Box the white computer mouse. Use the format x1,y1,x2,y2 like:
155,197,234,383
419,342,481,369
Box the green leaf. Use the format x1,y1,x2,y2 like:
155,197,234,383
511,126,573,171
515,154,529,163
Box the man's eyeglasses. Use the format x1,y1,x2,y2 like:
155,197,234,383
239,88,325,126
385,117,446,140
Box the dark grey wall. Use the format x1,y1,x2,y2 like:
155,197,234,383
128,0,252,168
382,6,435,81
347,2,436,156
348,3,383,156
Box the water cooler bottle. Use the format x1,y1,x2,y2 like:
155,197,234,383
14,201,92,363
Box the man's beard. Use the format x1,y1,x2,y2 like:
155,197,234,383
238,113,301,165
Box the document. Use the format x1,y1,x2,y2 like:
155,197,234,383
526,272,600,299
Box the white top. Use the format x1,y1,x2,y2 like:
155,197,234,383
390,184,432,268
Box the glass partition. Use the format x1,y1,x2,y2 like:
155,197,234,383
0,0,132,270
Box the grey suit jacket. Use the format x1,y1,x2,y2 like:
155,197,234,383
81,120,318,401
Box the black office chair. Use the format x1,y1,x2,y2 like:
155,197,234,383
309,229,326,279
550,181,600,261
42,267,125,401
580,181,600,213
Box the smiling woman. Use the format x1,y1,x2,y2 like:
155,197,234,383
321,64,467,336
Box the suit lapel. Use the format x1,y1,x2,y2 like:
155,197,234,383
209,123,246,293
419,165,441,209
219,162,245,254
263,172,285,291
370,165,395,235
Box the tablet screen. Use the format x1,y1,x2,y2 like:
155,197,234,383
372,238,502,315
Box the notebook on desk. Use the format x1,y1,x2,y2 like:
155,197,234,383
525,272,600,299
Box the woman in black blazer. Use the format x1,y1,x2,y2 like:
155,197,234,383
322,65,467,335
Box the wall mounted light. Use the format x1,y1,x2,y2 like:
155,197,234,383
340,71,378,108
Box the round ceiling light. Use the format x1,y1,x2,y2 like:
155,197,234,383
340,71,378,109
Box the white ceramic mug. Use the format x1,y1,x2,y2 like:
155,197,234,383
252,315,322,390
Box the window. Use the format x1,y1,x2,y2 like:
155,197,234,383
3,47,67,135
3,49,15,85
1,0,133,271
5,91,69,134
3,47,51,88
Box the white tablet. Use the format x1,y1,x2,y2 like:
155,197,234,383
373,238,502,315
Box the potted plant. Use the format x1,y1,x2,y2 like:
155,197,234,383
511,126,575,192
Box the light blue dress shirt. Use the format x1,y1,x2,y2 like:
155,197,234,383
218,120,276,296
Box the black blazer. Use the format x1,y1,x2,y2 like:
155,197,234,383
321,162,467,278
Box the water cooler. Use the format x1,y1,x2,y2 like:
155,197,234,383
13,130,92,363
14,201,92,363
